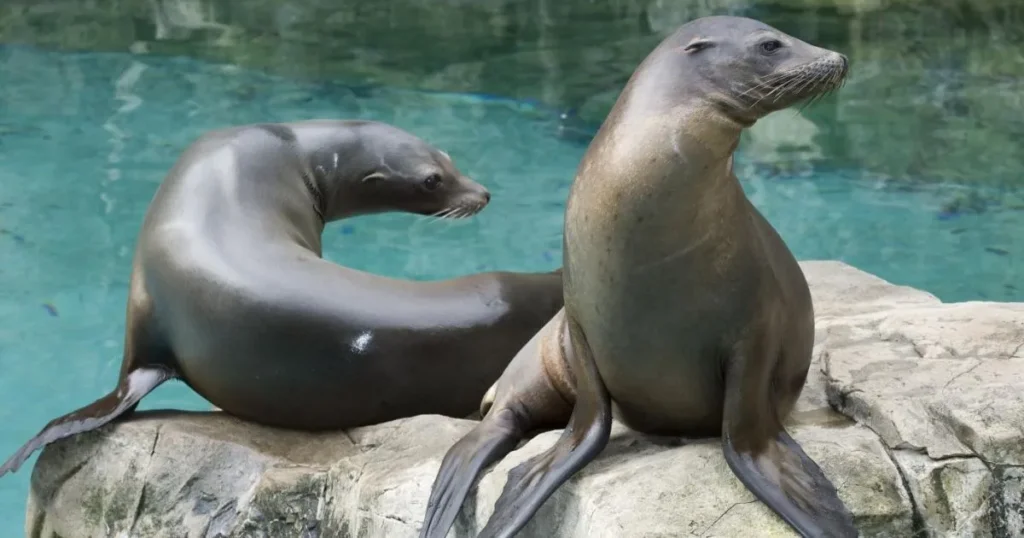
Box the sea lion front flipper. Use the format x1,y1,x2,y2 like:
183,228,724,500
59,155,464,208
477,318,612,538
720,360,857,537
421,312,575,538
0,365,173,478
721,429,857,537
419,409,526,538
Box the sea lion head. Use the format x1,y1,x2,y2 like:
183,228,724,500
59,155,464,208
660,16,848,124
324,122,491,220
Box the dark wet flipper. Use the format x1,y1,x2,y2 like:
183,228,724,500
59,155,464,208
0,366,173,478
477,319,612,538
419,409,525,538
722,428,858,537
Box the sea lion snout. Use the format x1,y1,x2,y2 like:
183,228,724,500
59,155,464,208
733,34,848,117
442,175,491,218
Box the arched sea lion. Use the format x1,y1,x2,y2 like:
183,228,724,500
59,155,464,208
419,16,856,538
0,119,564,478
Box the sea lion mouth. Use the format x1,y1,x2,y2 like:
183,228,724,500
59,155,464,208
429,201,487,220
742,53,849,110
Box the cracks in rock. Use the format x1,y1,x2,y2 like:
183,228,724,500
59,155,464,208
1009,340,1024,359
148,426,161,458
55,458,90,490
340,429,358,449
128,424,162,535
925,407,1001,471
885,439,1024,537
298,472,332,537
315,478,329,522
942,361,982,389
830,386,864,410
988,465,1024,538
356,506,411,527
698,500,757,536
879,331,929,358
891,443,982,465
881,444,928,538
204,499,239,538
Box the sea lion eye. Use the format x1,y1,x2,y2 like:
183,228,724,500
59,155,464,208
760,39,783,54
423,174,442,191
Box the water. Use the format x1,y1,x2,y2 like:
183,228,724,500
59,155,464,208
0,41,1022,533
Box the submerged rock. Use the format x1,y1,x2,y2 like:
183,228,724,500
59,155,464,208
24,261,1024,537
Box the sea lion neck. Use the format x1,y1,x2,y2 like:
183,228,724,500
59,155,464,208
293,125,368,223
600,97,743,188
610,65,747,169
671,101,746,165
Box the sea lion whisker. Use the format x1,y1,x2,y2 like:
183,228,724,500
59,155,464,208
767,68,810,96
748,74,794,108
435,207,456,220
791,72,823,100
739,72,794,98
415,209,447,227
763,78,799,104
793,76,834,112
751,70,793,87
741,79,782,100
422,208,456,228
744,71,800,100
775,69,819,103
753,72,804,108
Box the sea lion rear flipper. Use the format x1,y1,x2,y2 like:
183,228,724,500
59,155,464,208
721,366,858,537
0,366,173,478
476,318,612,538
419,409,525,538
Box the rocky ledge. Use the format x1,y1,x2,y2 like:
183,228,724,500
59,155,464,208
24,261,1024,537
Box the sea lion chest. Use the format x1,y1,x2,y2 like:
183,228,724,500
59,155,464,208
564,138,764,433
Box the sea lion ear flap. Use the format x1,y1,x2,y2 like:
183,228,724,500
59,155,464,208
361,172,387,183
683,38,713,54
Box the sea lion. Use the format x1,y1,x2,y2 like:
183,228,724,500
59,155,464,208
419,16,856,538
0,119,564,478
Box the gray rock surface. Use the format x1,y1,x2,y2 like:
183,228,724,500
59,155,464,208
24,261,1024,537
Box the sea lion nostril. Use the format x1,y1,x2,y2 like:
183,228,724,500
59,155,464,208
828,52,849,73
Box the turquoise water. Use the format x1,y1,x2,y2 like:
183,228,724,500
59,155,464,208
0,44,1022,532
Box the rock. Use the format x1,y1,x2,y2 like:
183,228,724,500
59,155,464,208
24,261,1024,537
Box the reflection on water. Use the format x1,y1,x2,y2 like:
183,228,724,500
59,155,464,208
2,0,1024,186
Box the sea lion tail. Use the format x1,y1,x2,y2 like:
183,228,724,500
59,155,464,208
0,366,173,478
720,370,858,537
419,409,524,538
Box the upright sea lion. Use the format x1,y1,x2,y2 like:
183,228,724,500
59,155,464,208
419,16,856,538
0,119,564,478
